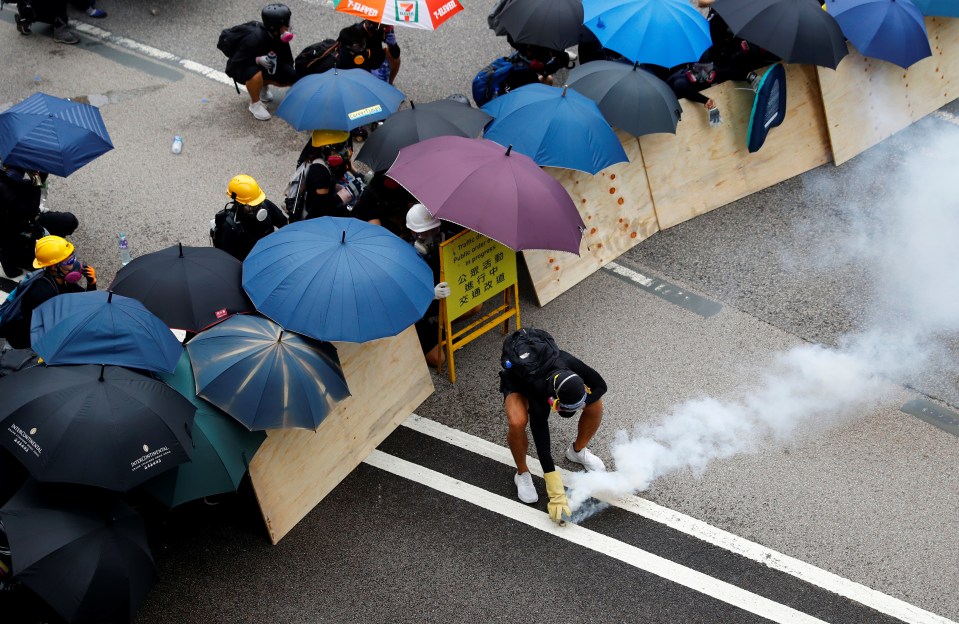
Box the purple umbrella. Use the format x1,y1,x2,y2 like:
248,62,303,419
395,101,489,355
387,136,584,255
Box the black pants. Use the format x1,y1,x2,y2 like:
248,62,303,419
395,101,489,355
17,0,69,26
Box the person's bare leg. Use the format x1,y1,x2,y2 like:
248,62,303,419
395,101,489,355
573,399,603,452
246,71,264,104
425,344,446,368
505,393,530,473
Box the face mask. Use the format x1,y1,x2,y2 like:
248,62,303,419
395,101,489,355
58,256,84,284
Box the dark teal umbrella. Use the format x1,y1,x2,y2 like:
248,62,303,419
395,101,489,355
143,352,266,506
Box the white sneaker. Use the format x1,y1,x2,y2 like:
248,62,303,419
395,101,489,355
249,101,271,121
259,86,274,103
514,472,538,503
566,443,606,472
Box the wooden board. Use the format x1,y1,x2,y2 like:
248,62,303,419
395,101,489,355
640,64,832,230
248,326,433,544
525,129,659,306
817,17,959,166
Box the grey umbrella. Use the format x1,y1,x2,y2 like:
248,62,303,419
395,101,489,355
567,61,683,137
492,0,584,50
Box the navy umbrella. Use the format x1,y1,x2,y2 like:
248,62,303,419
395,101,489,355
0,365,195,492
242,217,435,343
0,480,157,624
30,290,183,373
826,0,932,68
0,93,113,177
276,69,405,131
911,0,959,16
482,83,629,174
185,314,351,431
491,0,584,49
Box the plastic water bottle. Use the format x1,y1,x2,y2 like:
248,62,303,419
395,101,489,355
118,232,132,266
267,51,277,74
171,135,183,155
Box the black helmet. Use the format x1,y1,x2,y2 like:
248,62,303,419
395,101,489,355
261,3,291,35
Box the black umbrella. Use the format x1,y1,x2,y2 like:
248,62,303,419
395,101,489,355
109,243,254,332
712,0,848,69
568,60,683,136
492,0,584,50
0,364,195,491
356,99,493,172
0,480,157,624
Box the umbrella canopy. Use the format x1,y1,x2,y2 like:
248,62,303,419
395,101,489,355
242,218,435,343
109,243,253,332
492,0,585,49
0,365,195,491
911,0,959,16
712,0,849,69
144,351,265,506
0,93,113,178
583,0,712,67
482,83,629,174
276,69,405,132
826,0,931,68
568,60,683,136
29,290,182,373
355,99,492,172
0,480,156,624
387,136,585,254
185,315,351,431
333,0,464,30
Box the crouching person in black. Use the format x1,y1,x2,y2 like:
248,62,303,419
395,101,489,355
211,174,287,261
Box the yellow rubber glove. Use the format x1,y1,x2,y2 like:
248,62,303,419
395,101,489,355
543,470,571,525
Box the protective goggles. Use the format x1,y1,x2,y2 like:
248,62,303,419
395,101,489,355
551,373,589,412
59,254,78,268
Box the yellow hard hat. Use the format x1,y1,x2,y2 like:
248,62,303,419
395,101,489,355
312,129,350,148
33,235,75,269
226,174,266,206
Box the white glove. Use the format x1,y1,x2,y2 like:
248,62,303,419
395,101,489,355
434,282,451,299
336,186,354,204
256,55,276,74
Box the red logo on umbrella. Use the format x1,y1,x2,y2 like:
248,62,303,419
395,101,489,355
215,308,228,319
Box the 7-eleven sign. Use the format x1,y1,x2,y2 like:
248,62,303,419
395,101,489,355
395,0,418,22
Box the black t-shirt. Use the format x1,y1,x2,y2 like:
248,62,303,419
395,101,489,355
499,350,607,418
224,21,294,83
212,199,287,261
303,162,378,222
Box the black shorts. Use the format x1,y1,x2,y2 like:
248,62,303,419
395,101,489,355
234,62,297,86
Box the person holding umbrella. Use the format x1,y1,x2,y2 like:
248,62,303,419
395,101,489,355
220,3,297,121
0,235,96,349
211,174,287,261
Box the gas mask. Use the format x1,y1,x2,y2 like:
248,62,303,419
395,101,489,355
685,62,716,84
57,254,84,284
240,203,269,222
413,229,440,255
280,30,295,44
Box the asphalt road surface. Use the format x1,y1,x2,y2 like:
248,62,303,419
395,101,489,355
1,2,958,623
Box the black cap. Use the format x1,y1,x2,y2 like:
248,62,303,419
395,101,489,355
551,370,586,415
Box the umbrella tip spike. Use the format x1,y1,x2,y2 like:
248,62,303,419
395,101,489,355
633,61,639,71
410,100,415,109
341,231,346,243
107,290,113,303
99,364,105,382
178,242,183,257
562,85,568,97
505,144,513,157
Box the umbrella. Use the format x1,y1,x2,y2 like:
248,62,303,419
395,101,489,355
0,480,156,624
492,0,585,49
482,83,629,174
355,99,492,172
911,0,959,16
143,351,265,506
583,0,712,68
242,218,435,343
333,0,464,30
185,315,351,430
276,69,405,132
712,0,849,69
568,60,683,136
109,243,253,332
826,0,932,68
387,136,585,254
29,290,182,373
0,364,195,491
0,92,113,178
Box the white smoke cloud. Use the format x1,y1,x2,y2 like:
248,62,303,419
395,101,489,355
566,130,959,515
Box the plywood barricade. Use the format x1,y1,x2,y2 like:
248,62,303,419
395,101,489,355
524,129,659,306
817,17,959,166
248,326,433,544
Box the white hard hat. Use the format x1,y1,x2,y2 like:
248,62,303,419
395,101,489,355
406,203,440,233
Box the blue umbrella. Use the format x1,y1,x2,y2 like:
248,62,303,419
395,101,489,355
144,352,266,506
827,0,932,68
583,0,712,68
0,92,113,177
911,0,959,17
482,83,629,174
275,69,405,131
185,315,351,431
30,291,182,373
242,217,435,343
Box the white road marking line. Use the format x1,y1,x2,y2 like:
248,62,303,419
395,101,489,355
933,110,959,126
401,414,957,624
365,449,829,624
604,260,655,287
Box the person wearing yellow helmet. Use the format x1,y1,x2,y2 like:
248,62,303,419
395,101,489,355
211,174,287,261
0,236,96,349
292,130,380,224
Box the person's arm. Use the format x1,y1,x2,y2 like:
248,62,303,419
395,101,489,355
668,73,711,105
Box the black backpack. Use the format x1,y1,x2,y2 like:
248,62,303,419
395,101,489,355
501,328,561,383
295,39,341,78
217,21,258,58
